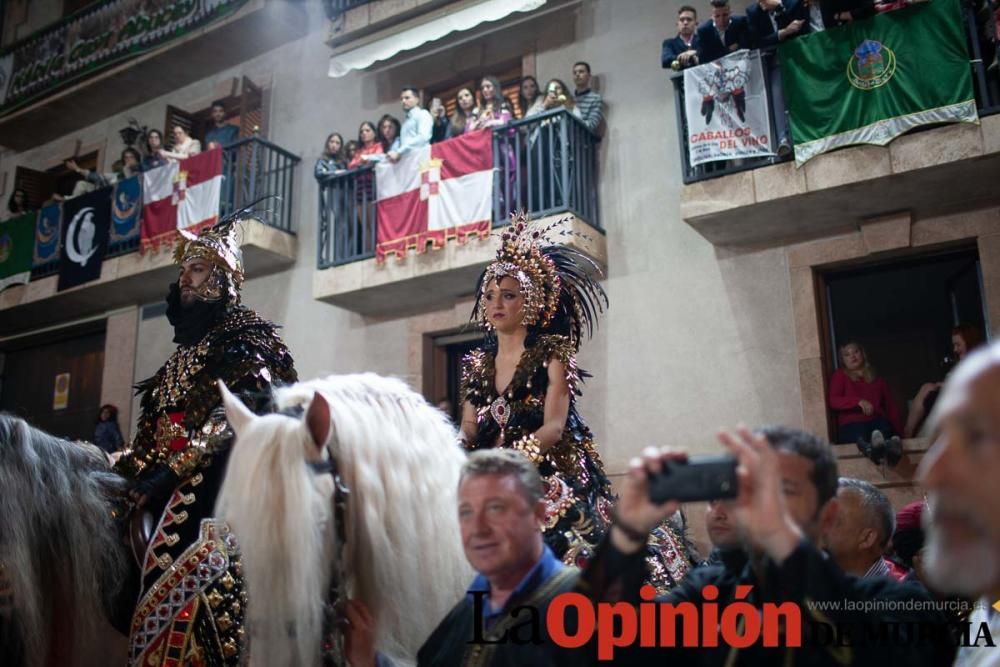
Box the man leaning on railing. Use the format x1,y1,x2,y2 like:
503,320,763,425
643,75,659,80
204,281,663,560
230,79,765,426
386,86,433,163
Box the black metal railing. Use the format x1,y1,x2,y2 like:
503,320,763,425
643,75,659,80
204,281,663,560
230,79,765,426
316,109,602,269
316,164,378,268
22,138,299,283
492,109,601,227
220,137,301,232
675,3,1000,184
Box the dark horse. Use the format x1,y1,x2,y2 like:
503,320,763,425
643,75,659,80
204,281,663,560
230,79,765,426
0,413,138,667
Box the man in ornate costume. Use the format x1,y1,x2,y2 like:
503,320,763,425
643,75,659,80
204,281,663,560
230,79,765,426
459,214,696,592
115,214,297,666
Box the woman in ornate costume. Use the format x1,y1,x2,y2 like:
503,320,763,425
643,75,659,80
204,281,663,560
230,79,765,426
459,214,695,591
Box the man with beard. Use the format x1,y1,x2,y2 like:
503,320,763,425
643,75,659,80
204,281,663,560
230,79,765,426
918,342,1000,665
114,213,297,666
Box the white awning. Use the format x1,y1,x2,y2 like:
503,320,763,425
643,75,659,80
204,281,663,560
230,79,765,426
328,0,547,78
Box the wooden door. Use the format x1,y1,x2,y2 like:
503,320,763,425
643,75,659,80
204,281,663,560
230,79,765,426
0,327,106,441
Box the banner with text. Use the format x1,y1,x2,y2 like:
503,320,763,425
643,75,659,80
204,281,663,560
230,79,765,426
683,49,772,166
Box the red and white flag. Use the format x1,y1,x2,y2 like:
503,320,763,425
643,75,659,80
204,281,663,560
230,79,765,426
375,130,493,262
140,148,223,250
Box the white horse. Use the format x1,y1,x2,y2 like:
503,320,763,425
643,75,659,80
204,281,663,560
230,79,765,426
215,373,472,666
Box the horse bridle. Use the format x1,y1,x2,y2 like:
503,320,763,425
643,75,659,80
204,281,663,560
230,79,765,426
312,443,351,667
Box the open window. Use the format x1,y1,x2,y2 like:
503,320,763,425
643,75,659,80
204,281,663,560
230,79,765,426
13,149,98,207
164,77,268,149
819,247,989,442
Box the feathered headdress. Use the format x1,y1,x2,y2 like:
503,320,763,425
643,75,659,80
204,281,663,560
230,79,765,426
472,212,607,350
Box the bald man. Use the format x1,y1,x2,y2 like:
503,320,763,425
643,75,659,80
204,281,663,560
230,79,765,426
918,340,1000,664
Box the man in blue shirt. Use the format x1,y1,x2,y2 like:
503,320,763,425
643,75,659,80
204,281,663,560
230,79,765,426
416,449,580,666
343,450,579,666
387,87,433,163
696,0,749,63
204,101,240,149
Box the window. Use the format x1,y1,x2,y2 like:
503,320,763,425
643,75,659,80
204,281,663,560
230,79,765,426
820,247,988,441
13,150,98,208
163,77,267,149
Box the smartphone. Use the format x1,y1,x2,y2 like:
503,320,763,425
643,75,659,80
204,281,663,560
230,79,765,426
648,455,738,504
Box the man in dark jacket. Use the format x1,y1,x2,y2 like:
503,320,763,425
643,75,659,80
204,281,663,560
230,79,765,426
580,425,955,666
663,5,702,70
697,0,750,63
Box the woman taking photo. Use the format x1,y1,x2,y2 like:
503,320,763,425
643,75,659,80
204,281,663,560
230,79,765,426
460,215,695,591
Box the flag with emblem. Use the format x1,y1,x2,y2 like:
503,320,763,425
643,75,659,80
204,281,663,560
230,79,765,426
58,186,112,291
110,174,143,245
0,212,36,290
140,147,223,250
779,0,976,165
375,129,493,262
33,203,62,268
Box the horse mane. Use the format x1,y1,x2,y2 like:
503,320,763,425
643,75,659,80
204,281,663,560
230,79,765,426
216,373,471,664
0,413,127,667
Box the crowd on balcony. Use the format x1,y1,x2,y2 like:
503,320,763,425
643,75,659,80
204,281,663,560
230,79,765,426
311,63,605,182
663,0,1000,158
1,100,245,219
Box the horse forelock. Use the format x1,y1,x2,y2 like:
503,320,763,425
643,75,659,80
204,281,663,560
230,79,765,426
215,410,332,666
265,374,473,661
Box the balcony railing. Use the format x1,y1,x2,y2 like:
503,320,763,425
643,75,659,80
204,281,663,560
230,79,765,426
220,137,301,232
316,109,602,269
674,2,1000,184
27,137,299,281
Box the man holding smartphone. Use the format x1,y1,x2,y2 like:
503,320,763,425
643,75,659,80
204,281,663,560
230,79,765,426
580,426,951,665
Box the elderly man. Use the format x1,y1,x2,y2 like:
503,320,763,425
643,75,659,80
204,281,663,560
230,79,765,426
823,478,906,580
918,341,1000,664
582,425,951,665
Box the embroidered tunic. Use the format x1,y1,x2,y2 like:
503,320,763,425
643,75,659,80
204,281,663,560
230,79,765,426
115,305,297,666
461,334,693,590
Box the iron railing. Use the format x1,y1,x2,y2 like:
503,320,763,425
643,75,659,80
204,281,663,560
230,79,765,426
24,138,299,282
316,109,602,269
316,164,378,268
675,3,1000,184
220,137,301,232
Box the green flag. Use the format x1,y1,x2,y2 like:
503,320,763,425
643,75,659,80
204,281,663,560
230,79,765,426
779,0,977,165
0,212,36,290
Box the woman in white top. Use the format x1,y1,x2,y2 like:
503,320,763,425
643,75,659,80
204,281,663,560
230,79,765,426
160,124,202,161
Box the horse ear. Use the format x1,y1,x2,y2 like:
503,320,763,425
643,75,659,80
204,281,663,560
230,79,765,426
218,380,255,434
305,392,332,451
